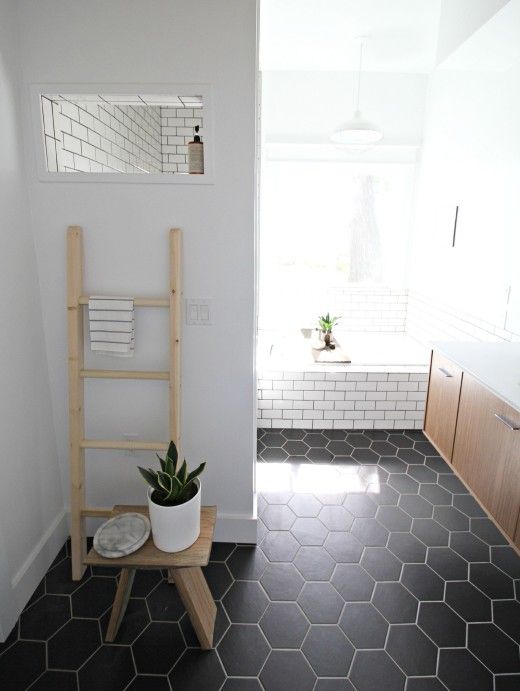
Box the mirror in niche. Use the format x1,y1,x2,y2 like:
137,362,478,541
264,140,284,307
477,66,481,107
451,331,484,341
39,93,205,175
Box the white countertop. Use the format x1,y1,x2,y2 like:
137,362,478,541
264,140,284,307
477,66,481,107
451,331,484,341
434,341,520,412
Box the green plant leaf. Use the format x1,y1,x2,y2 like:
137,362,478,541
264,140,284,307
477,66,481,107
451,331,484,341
157,470,173,497
186,462,206,484
164,454,174,477
166,441,178,473
156,453,166,472
178,459,187,485
138,466,162,492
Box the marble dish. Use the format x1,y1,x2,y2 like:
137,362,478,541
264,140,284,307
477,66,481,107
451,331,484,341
93,512,151,558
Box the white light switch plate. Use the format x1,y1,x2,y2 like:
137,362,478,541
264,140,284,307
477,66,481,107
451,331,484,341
185,298,212,325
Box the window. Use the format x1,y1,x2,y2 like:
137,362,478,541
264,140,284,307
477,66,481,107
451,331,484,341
259,159,415,329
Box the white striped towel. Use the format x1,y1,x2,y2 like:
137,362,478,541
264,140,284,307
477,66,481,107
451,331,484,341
88,296,134,357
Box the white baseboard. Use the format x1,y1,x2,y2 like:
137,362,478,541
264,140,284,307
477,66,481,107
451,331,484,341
1,510,69,639
213,513,258,544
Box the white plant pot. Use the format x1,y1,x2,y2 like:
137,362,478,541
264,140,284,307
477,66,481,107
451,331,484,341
147,479,201,553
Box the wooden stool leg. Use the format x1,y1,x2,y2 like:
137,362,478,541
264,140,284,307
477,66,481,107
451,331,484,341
105,568,135,642
172,567,216,649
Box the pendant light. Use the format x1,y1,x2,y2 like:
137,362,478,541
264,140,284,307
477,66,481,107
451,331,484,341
331,38,383,146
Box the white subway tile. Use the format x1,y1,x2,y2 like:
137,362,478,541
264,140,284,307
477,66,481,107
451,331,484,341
283,410,303,419
304,391,324,400
377,382,398,391
314,381,335,391
283,391,304,400
324,392,344,401
314,401,334,410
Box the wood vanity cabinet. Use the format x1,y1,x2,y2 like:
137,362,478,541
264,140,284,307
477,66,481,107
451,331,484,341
424,351,463,462
452,374,520,540
425,350,520,550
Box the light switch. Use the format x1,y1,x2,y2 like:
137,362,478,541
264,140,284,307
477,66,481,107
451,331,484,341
186,298,212,325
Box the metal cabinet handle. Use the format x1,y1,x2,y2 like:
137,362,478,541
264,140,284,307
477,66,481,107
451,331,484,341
438,367,453,378
494,413,520,431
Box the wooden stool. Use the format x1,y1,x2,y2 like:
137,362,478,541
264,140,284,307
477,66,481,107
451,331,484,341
85,505,217,648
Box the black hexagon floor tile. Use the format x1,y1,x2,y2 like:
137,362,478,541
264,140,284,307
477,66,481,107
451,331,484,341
343,493,378,518
388,532,427,563
222,581,269,623
260,562,304,600
294,546,336,580
438,648,493,691
227,545,268,580
324,532,364,563
445,581,492,622
360,546,402,580
260,650,316,691
19,594,70,640
469,562,515,599
319,505,354,531
47,617,100,670
351,517,389,547
169,649,225,691
417,601,466,647
261,530,300,562
467,623,520,674
332,564,375,601
78,645,135,690
298,582,344,623
291,517,328,546
401,563,444,601
339,602,389,648
372,582,419,623
302,625,354,677
217,624,269,676
349,649,406,691
260,602,309,648
426,547,468,581
386,623,438,677
132,622,185,675
6,431,520,690
0,641,46,690
261,504,296,531
493,599,520,643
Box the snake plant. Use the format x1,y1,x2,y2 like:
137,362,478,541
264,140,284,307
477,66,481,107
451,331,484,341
318,313,340,333
138,441,205,506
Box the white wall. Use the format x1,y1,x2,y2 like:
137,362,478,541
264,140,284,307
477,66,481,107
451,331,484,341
18,0,257,541
436,0,510,64
262,70,429,147
0,0,65,639
409,1,520,344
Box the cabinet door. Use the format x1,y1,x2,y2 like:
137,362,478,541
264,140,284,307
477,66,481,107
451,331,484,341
452,374,520,537
496,416,520,540
424,351,463,461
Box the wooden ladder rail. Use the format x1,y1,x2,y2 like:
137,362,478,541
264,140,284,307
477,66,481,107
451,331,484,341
68,226,182,580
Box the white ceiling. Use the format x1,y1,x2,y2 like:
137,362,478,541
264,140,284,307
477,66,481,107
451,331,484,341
260,0,442,73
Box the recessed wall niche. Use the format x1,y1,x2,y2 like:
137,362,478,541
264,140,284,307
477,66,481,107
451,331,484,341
39,93,205,176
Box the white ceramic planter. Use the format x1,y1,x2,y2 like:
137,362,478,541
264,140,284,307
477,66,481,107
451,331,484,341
147,479,201,553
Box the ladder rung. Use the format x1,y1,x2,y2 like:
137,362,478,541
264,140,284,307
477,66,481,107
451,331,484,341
81,439,169,451
81,369,169,380
79,295,169,307
81,507,112,518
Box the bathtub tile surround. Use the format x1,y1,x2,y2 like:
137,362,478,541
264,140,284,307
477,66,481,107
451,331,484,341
258,369,429,430
41,96,204,174
1,429,519,689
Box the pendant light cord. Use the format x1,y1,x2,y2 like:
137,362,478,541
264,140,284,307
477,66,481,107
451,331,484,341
354,38,364,113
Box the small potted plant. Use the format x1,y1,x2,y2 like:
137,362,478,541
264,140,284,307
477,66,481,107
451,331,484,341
318,313,340,348
138,441,205,553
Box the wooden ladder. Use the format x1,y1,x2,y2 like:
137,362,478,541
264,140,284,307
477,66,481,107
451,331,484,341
67,226,182,580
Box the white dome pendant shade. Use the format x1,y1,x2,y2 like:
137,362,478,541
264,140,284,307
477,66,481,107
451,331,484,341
331,38,383,146
330,110,383,145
